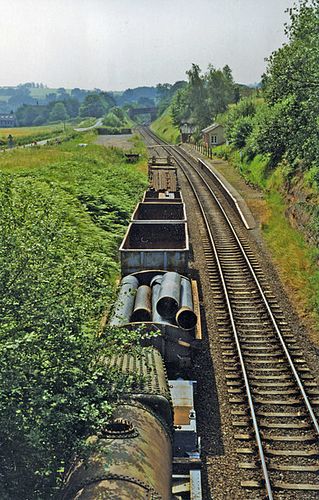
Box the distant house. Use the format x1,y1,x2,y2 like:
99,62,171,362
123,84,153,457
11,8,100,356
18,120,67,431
0,114,17,127
202,123,225,147
180,122,196,143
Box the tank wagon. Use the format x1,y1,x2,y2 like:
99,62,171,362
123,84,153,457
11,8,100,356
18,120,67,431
62,350,201,499
61,159,203,499
61,350,173,499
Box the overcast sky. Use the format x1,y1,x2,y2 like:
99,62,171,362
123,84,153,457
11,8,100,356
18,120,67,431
0,0,296,90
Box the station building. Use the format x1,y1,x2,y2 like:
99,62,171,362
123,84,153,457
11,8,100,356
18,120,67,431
202,123,225,147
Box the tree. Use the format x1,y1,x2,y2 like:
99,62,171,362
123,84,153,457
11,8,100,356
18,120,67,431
49,102,69,122
79,94,108,118
170,63,236,130
206,65,235,117
63,97,80,118
260,0,319,166
71,88,88,102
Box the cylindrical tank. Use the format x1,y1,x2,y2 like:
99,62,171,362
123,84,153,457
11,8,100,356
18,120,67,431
61,402,172,500
130,285,152,322
156,272,181,319
151,274,166,324
109,275,139,326
176,277,197,330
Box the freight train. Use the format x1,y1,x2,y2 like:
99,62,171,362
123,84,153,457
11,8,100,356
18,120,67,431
62,156,203,499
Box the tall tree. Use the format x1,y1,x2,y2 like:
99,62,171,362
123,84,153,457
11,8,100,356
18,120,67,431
260,0,319,166
49,102,69,122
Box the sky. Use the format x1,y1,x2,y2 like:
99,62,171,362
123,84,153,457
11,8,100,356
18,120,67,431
0,0,296,91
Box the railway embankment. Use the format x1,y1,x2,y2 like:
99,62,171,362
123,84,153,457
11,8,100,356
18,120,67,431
186,143,319,346
150,105,180,144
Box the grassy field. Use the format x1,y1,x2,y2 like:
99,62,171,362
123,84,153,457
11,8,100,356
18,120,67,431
150,106,180,143
0,123,65,142
29,87,72,99
0,123,72,147
0,129,148,287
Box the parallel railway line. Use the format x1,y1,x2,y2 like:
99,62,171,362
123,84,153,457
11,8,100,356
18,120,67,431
139,126,319,499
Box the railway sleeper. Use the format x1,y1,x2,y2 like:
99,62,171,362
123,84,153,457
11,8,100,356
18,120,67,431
262,433,317,443
253,397,302,405
270,464,319,472
266,448,319,458
250,374,298,381
241,480,263,489
273,481,319,491
250,381,296,388
260,421,311,430
239,462,259,470
234,433,252,440
253,389,302,396
257,411,307,418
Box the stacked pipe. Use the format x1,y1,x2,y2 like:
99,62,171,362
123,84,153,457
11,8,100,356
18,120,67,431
110,272,197,331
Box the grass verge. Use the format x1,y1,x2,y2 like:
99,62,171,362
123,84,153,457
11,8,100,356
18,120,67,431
210,145,319,342
262,191,319,343
150,106,180,143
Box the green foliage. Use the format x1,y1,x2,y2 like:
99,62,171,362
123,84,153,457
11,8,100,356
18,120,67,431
222,1,319,172
150,106,180,143
0,125,69,148
76,117,97,128
261,0,319,167
80,92,116,118
304,164,319,191
0,140,147,497
16,97,80,127
262,190,319,332
156,81,186,115
227,115,254,149
102,107,132,129
49,102,69,122
103,111,122,127
171,63,237,130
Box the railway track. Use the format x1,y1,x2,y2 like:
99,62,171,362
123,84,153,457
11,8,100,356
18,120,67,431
139,126,319,499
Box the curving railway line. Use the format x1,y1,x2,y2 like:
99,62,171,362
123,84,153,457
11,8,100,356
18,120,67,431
139,126,319,499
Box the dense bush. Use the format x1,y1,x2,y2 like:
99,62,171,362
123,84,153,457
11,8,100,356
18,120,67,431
102,106,132,130
224,1,319,171
0,141,147,498
227,115,254,149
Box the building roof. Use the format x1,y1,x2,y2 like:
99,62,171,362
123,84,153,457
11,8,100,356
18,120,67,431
201,122,223,134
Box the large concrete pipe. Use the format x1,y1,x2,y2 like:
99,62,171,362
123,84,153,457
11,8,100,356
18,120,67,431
109,275,139,326
156,272,181,319
176,277,197,330
151,274,167,323
130,285,152,322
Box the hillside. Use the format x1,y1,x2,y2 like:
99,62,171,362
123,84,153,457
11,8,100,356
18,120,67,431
150,106,180,144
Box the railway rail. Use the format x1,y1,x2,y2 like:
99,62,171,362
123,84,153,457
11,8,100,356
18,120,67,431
139,126,319,499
